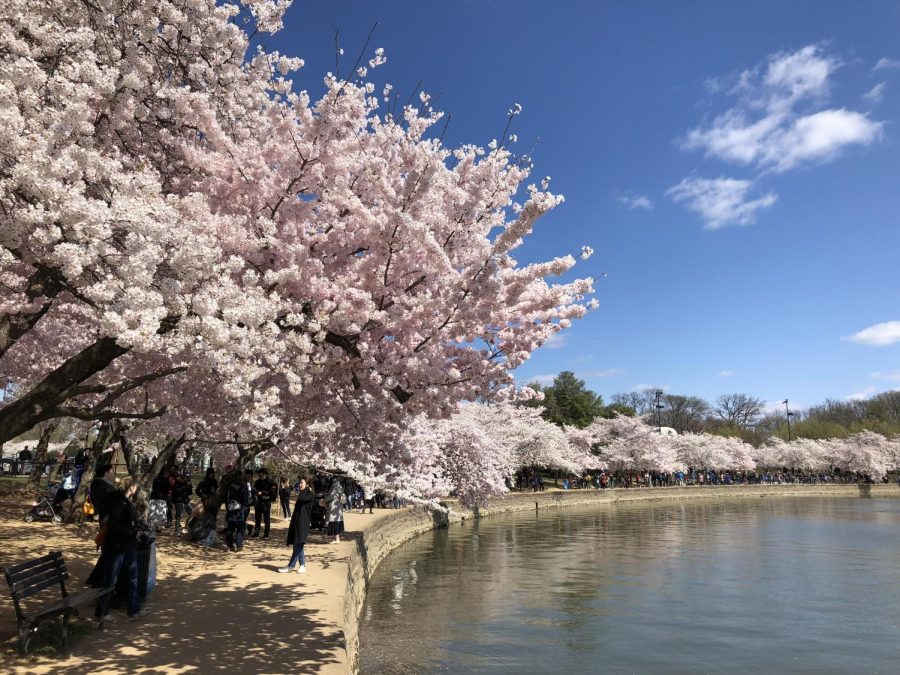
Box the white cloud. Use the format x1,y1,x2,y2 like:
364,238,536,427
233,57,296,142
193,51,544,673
871,370,900,381
616,191,654,210
873,57,900,72
543,332,568,350
718,370,734,377
762,400,805,415
847,387,878,401
681,45,883,174
581,369,625,378
843,321,900,347
767,109,882,172
529,374,557,386
633,384,670,393
863,82,887,104
667,177,777,230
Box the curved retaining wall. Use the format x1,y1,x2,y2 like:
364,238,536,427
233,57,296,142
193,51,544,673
342,483,900,673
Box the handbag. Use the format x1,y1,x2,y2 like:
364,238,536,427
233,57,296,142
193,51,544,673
227,499,242,512
148,499,167,527
83,496,95,517
94,523,109,547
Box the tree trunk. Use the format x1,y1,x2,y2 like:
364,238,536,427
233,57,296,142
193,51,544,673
134,435,185,517
68,420,120,524
0,316,178,445
27,421,59,488
0,338,128,444
0,266,61,361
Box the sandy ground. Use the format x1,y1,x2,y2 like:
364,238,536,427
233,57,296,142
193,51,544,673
0,493,394,674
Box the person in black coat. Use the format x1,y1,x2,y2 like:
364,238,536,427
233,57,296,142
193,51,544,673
195,467,218,507
94,478,142,624
251,468,277,539
89,464,117,527
278,479,292,519
278,476,315,574
224,471,250,552
172,473,192,534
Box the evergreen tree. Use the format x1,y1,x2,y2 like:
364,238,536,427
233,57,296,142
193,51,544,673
539,371,606,428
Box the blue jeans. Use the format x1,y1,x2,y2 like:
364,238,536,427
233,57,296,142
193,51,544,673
226,519,245,549
96,548,139,618
287,542,305,568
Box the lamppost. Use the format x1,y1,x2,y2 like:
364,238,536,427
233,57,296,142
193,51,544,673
654,389,664,432
782,399,793,442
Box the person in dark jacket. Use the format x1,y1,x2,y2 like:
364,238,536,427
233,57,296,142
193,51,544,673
195,467,218,507
251,468,277,539
89,464,117,527
94,477,142,625
278,479,292,519
172,473,192,534
224,471,250,552
279,476,315,574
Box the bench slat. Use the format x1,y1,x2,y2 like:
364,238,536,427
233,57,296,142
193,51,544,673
13,575,66,599
3,552,62,576
12,568,68,598
7,558,65,586
24,587,114,622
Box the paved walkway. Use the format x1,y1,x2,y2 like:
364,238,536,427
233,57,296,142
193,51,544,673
0,499,394,674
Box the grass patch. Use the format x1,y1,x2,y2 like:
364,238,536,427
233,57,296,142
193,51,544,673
0,616,94,660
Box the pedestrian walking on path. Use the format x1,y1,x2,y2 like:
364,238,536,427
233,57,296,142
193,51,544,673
326,477,345,543
279,476,315,574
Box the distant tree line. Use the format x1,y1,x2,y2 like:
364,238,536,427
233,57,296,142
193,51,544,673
525,372,900,446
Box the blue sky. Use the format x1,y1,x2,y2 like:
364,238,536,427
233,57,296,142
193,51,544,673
268,1,900,412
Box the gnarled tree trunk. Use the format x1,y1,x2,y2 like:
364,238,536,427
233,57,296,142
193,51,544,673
27,421,59,488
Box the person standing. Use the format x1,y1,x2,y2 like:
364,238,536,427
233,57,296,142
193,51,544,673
225,472,250,552
195,467,218,508
94,477,143,625
89,464,117,526
326,478,345,544
172,473,192,534
278,476,315,574
251,468,277,539
279,479,292,519
52,471,77,510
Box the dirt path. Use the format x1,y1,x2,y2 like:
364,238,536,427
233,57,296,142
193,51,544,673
0,496,394,674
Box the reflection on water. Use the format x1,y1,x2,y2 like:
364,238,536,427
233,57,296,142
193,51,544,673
359,498,900,674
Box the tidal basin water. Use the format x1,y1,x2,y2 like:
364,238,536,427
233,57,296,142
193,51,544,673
359,497,900,674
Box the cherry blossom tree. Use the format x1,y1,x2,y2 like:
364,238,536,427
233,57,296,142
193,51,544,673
1,0,597,469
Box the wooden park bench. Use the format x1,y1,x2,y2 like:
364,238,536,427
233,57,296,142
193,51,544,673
1,551,113,654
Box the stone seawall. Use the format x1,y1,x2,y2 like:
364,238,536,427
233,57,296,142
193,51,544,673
342,483,900,673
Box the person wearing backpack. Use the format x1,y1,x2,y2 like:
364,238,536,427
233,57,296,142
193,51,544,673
224,471,250,552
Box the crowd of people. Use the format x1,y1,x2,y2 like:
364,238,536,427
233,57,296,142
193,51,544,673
517,467,897,492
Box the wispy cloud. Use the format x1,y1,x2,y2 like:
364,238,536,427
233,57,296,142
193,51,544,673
847,386,878,401
718,370,734,377
673,45,883,230
843,321,900,347
616,191,654,210
681,46,882,174
542,332,568,350
667,177,776,229
873,57,900,72
633,383,670,393
581,369,625,378
863,82,887,104
871,370,900,381
528,374,557,386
